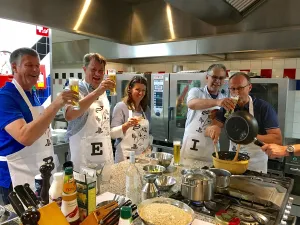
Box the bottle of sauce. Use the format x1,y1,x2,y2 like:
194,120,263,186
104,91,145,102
61,167,80,225
118,206,133,225
49,172,64,207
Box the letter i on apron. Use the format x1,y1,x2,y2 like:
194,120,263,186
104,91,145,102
0,79,57,188
69,82,114,172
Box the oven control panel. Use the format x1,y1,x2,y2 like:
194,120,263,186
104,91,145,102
153,76,164,117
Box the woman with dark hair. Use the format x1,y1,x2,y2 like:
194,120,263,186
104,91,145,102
111,75,151,162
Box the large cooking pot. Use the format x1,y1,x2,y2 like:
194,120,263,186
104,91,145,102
225,111,264,147
208,168,231,188
212,152,250,175
181,171,214,201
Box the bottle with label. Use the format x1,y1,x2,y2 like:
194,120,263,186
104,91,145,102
49,172,64,207
118,206,133,225
125,151,142,205
61,167,80,225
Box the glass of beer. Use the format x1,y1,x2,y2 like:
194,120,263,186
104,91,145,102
108,74,117,96
173,140,181,166
224,95,239,118
69,78,80,110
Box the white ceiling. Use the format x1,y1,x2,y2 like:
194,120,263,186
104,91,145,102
51,29,89,43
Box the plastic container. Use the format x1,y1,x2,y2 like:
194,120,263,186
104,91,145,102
49,172,64,207
118,206,133,225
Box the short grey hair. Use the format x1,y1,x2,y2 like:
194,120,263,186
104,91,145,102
229,72,251,83
207,64,227,76
9,47,39,66
83,53,106,67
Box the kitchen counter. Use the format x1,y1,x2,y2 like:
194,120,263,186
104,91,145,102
97,157,214,224
5,157,214,224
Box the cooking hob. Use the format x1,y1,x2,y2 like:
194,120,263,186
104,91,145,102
170,168,294,225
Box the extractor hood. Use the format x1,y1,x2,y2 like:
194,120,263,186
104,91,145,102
1,0,300,45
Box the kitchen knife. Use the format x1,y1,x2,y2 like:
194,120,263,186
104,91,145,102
14,185,37,208
132,212,139,221
119,200,132,208
131,204,137,212
8,192,25,217
23,183,41,208
99,207,120,225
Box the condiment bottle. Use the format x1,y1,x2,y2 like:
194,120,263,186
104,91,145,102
49,172,64,207
118,206,133,225
61,167,80,225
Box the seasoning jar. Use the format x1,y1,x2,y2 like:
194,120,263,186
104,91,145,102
215,210,240,225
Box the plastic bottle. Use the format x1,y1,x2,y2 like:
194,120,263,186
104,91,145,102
49,172,64,207
125,151,142,205
61,167,80,225
118,206,133,225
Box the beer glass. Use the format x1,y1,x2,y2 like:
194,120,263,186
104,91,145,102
69,78,80,110
173,140,181,166
224,95,239,118
108,74,117,96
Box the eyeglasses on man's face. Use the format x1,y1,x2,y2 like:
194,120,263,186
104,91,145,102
228,84,249,92
208,75,226,81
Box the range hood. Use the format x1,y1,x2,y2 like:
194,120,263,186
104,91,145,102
1,0,300,45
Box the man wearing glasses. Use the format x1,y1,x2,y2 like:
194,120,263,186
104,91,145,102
206,72,282,173
181,64,236,164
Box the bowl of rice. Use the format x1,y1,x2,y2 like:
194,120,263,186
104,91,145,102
138,197,194,225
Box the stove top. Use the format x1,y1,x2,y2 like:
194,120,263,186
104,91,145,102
171,168,294,225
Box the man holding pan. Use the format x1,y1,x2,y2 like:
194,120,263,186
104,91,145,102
206,72,282,173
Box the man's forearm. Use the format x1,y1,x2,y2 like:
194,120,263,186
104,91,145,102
188,99,219,110
19,102,61,145
257,133,282,145
65,90,102,121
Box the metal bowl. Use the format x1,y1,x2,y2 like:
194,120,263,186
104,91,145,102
155,175,177,191
143,165,166,175
138,197,194,225
147,152,173,168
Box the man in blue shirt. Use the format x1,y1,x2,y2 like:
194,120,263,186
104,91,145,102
0,47,77,204
206,72,282,173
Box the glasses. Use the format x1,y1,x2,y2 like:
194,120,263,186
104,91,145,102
209,75,226,81
228,84,249,92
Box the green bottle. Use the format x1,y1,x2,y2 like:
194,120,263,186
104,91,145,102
118,206,133,225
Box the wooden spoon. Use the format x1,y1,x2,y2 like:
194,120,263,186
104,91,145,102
233,144,241,161
214,143,219,159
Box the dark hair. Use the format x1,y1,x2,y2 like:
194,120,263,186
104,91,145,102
83,53,106,67
123,75,148,112
207,64,227,75
10,47,39,65
229,72,251,83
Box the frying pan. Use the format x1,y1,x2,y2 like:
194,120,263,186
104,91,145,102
224,111,264,147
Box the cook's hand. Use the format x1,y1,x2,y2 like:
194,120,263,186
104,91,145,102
54,90,79,108
217,98,236,111
125,118,139,128
96,79,116,95
261,144,287,158
209,109,219,120
205,125,221,144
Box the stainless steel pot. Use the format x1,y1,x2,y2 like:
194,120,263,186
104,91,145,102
208,168,231,189
181,172,214,201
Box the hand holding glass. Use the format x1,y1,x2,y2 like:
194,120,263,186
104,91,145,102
225,95,239,118
69,78,80,110
108,74,117,96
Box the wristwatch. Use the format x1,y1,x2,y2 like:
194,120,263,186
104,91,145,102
286,145,295,156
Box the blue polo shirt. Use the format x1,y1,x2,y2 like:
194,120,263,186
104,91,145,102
0,82,40,188
216,96,279,135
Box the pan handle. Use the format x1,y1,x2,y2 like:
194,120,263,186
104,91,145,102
253,138,264,147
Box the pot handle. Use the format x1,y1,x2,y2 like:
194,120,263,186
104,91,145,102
181,182,197,188
253,138,264,147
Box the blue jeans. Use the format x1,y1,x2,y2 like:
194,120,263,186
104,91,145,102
0,184,13,205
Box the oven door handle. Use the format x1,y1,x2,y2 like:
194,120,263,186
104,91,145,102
290,167,300,172
168,107,174,121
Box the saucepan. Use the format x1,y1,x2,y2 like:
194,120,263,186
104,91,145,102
224,111,265,147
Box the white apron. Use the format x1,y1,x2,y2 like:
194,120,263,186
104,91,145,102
0,79,56,188
115,110,150,163
181,86,225,164
69,83,114,172
229,96,268,173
